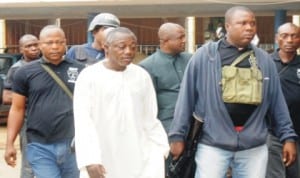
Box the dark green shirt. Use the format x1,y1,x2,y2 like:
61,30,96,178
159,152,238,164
139,49,192,131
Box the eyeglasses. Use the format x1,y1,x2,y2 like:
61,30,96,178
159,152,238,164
40,40,66,46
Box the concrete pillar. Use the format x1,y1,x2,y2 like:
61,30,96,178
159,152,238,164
274,10,287,31
293,15,300,26
48,18,61,27
87,13,98,44
185,16,196,53
55,18,61,27
274,10,287,49
0,19,5,53
293,15,300,54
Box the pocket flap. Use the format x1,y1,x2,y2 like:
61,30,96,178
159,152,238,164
238,68,251,80
222,66,237,78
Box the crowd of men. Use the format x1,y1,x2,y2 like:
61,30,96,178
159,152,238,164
2,5,300,178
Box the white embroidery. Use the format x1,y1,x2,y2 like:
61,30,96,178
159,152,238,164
67,67,79,83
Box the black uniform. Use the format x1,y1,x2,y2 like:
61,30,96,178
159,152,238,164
272,50,300,135
267,49,300,178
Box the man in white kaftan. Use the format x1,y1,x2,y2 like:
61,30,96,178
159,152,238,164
73,27,169,178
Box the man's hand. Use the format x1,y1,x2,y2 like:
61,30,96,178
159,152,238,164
86,164,106,178
170,141,185,160
282,141,297,167
4,144,17,167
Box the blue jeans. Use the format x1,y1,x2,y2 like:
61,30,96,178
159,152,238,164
26,139,79,178
266,133,300,178
194,143,268,178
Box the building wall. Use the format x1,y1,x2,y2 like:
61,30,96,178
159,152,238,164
4,16,293,54
62,19,87,47
5,20,47,53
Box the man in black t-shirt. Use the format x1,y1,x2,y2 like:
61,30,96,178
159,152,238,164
2,34,40,178
4,25,84,178
266,22,300,178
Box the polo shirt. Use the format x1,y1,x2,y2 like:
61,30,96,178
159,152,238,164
219,39,257,127
4,57,28,90
139,49,192,131
271,50,300,135
13,58,84,143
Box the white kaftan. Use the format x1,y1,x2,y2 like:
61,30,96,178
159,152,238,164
73,61,169,178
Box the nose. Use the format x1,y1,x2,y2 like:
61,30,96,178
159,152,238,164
245,24,253,30
124,46,135,54
49,43,60,49
182,36,186,43
286,35,294,42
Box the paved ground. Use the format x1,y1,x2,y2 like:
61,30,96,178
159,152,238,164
0,125,21,178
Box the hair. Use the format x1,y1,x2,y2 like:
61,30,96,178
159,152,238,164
92,25,101,33
39,25,65,39
225,6,254,23
105,27,137,45
19,34,38,46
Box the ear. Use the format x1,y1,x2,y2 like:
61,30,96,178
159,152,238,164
159,39,168,47
225,22,230,31
38,41,43,49
104,43,109,56
275,34,279,44
19,47,24,54
104,43,109,51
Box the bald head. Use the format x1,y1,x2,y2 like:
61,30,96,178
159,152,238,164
158,23,184,41
225,6,254,24
18,34,40,61
19,34,38,47
39,25,65,40
277,22,299,34
224,6,256,48
38,25,67,64
158,22,186,55
276,22,300,59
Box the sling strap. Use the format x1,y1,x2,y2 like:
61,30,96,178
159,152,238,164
41,63,76,151
231,50,254,67
40,63,73,100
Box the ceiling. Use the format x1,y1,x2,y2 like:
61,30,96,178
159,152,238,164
0,0,299,19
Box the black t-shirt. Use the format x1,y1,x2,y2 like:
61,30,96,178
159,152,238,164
13,58,84,143
4,56,28,90
219,39,257,127
271,50,300,135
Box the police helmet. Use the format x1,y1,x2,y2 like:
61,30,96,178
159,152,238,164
88,13,120,32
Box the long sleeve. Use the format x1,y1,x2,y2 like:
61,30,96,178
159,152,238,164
142,72,169,158
73,68,102,170
168,52,200,143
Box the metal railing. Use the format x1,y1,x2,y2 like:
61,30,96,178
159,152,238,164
1,43,276,56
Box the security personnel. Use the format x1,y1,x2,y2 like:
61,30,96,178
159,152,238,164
66,12,120,65
5,25,84,178
266,22,300,178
